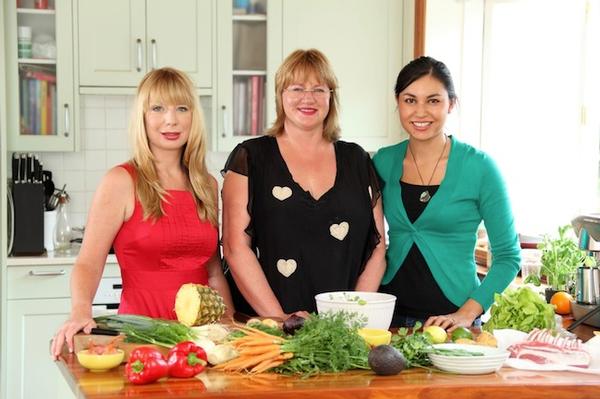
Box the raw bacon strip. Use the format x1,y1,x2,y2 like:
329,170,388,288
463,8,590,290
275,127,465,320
507,329,591,368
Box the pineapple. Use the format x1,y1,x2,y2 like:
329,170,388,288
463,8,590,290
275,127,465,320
175,283,226,326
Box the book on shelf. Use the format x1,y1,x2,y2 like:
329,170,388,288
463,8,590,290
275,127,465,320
19,69,57,135
250,75,260,135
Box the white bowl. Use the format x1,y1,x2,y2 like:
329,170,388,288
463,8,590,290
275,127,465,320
314,291,396,330
429,343,509,375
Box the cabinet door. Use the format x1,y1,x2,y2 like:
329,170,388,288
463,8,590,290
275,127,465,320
216,0,282,151
78,0,146,87
146,0,212,88
6,0,76,151
282,0,403,151
6,298,73,399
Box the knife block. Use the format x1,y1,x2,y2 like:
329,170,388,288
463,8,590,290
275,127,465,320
11,183,45,255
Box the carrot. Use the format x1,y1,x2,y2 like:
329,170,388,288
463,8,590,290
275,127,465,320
235,338,284,347
221,348,281,371
236,345,281,356
251,359,285,373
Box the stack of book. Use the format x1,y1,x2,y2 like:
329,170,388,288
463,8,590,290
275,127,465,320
19,67,57,135
233,75,265,136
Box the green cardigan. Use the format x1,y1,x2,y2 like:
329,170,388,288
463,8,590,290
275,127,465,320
373,137,520,311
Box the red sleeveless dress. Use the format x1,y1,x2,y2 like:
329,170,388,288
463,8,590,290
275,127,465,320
112,164,218,319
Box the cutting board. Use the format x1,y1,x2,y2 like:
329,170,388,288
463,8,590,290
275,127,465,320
73,333,169,363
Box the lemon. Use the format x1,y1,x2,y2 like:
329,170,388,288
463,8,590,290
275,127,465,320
423,325,448,344
450,326,473,342
358,328,392,346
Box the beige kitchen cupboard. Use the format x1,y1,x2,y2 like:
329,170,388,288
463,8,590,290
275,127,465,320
5,262,120,399
77,0,212,90
215,0,410,152
3,0,76,152
216,0,282,151
282,0,405,152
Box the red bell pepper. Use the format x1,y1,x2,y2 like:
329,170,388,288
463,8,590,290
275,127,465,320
124,347,169,385
167,341,207,378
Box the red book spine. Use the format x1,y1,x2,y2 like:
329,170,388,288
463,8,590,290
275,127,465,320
250,76,260,135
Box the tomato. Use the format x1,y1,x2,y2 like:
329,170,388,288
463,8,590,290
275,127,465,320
550,291,573,315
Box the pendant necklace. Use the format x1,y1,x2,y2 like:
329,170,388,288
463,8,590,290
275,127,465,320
408,135,448,203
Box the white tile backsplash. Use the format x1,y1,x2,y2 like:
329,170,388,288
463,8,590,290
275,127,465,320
39,94,225,227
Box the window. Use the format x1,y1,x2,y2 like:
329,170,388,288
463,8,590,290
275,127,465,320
426,0,600,235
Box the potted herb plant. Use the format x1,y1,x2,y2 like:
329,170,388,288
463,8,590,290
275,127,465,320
524,225,595,302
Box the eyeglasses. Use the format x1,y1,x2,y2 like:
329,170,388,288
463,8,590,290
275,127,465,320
283,87,333,100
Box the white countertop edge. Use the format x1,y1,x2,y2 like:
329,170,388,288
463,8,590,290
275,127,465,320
7,253,118,266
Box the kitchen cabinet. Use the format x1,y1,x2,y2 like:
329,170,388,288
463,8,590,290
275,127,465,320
3,0,77,152
4,261,120,399
77,0,213,90
216,0,282,151
216,0,410,152
282,0,405,152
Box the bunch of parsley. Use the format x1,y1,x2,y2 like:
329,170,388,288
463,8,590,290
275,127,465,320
390,322,434,368
275,312,370,376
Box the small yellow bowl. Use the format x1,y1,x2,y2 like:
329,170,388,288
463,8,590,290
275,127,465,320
358,328,392,346
76,349,124,372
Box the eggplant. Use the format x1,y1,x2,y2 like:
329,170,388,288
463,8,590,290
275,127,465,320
282,314,305,335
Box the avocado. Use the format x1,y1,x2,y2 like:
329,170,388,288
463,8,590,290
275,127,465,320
368,344,407,376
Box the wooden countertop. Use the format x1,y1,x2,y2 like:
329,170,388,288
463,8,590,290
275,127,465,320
56,323,600,399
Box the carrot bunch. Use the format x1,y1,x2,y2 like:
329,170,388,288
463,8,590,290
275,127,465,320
213,324,293,373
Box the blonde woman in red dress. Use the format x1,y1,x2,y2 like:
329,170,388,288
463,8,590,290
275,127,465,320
52,68,233,358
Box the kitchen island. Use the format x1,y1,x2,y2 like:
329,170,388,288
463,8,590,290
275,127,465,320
56,324,600,399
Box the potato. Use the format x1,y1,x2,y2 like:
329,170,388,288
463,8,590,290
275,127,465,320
475,331,498,347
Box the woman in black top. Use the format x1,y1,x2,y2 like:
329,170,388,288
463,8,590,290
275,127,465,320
221,49,386,318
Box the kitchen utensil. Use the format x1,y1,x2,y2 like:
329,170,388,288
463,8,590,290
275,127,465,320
576,266,600,305
568,302,600,331
48,183,66,211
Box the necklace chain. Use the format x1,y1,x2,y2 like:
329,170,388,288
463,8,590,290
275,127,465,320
408,135,448,202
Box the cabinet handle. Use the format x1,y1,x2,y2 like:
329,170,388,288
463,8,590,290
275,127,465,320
151,39,157,70
221,105,228,138
136,38,143,72
63,104,70,137
29,269,66,276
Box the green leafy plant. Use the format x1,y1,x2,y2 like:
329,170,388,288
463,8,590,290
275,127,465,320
524,225,595,291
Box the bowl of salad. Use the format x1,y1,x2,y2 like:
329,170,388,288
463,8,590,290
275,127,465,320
315,291,396,330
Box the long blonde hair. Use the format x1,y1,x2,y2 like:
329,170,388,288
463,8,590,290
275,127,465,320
129,67,217,226
266,49,341,141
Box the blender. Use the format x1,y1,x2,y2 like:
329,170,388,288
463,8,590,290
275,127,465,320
568,214,600,330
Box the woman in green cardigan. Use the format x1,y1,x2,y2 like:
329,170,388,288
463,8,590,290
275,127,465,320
373,56,521,330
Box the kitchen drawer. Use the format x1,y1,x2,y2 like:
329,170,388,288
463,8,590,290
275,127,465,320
7,263,121,300
7,264,74,300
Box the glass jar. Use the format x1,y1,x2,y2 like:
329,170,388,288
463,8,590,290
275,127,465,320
53,192,72,253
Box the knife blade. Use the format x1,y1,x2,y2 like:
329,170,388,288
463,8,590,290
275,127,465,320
12,153,19,184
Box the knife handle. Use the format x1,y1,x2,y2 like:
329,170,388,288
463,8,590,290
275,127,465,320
19,154,26,184
89,328,120,336
12,153,19,184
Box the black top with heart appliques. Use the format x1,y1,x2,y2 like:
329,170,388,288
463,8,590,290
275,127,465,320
222,135,381,315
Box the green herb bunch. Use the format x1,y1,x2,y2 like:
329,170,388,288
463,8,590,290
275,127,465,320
275,312,370,376
390,322,434,368
95,314,196,348
525,225,595,291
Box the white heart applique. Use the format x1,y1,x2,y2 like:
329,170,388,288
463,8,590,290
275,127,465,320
272,186,292,201
276,259,297,277
330,221,349,241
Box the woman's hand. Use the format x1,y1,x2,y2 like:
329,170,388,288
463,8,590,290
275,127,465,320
424,299,483,332
50,315,97,360
424,312,474,332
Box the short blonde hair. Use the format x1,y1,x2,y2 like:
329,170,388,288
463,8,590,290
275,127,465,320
266,49,340,141
129,67,217,225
